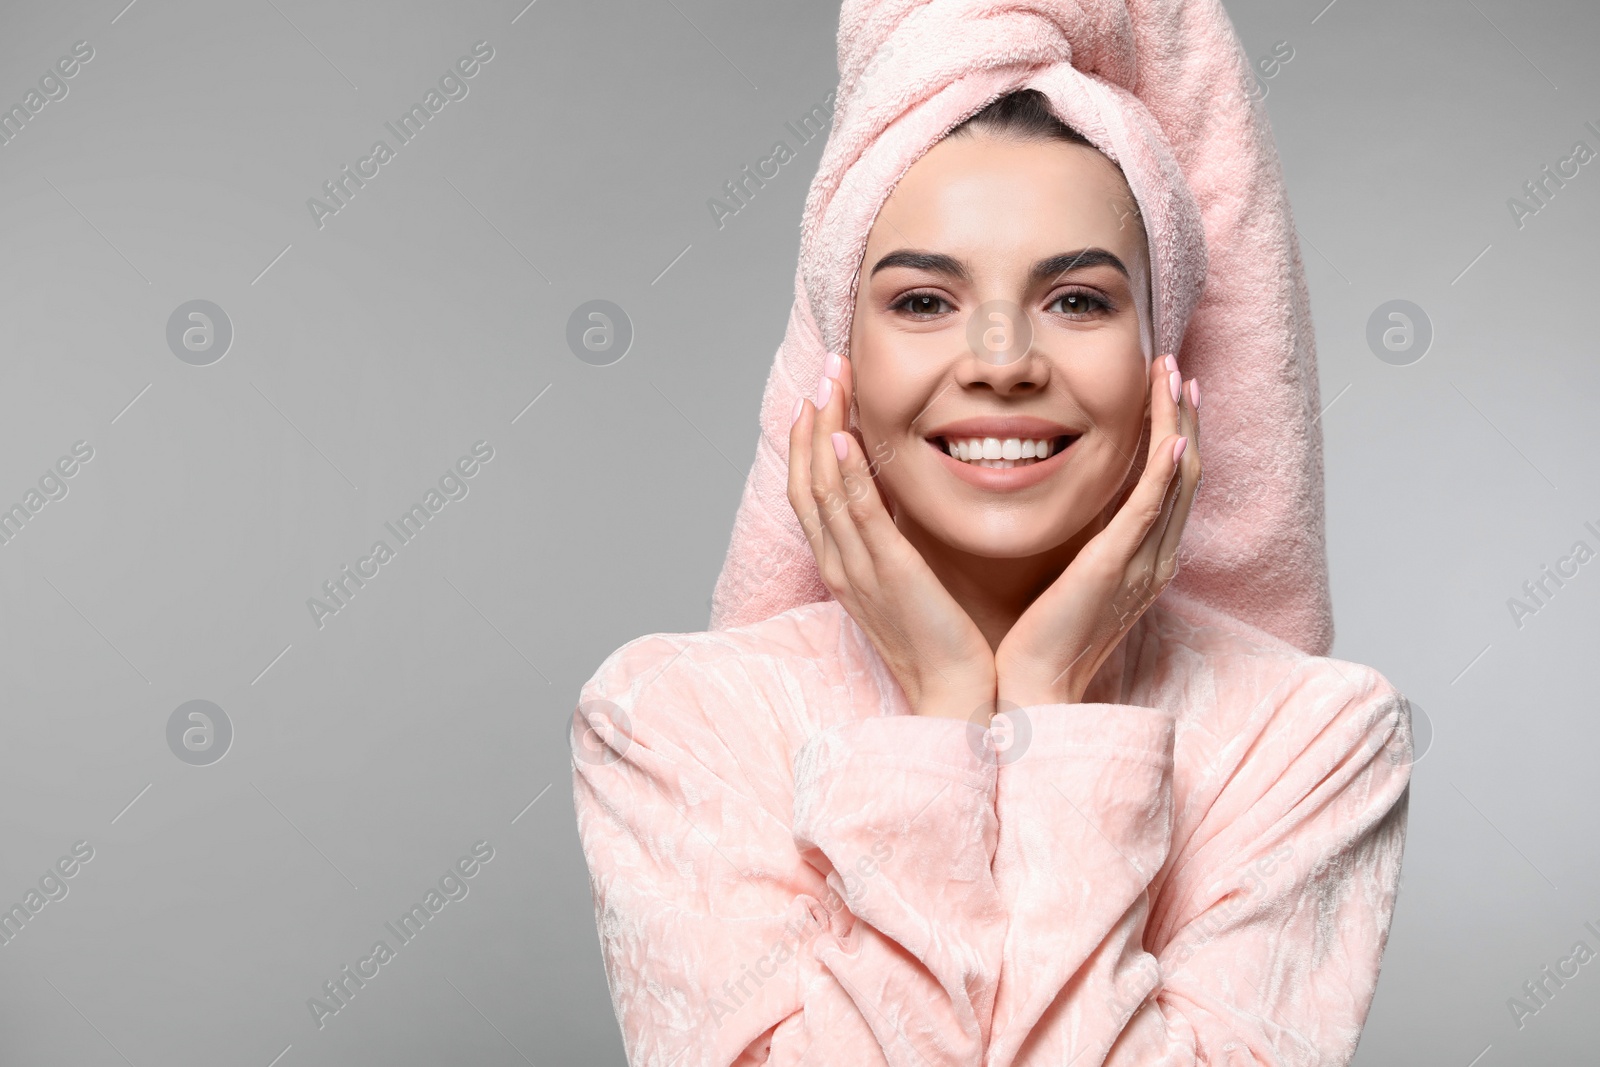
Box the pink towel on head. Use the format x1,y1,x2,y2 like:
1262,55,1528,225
709,0,1334,657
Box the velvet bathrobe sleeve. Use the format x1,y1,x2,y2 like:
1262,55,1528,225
573,634,1411,1066
570,635,1009,1067
981,661,1412,1067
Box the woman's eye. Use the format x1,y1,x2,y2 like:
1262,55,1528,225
1050,290,1111,317
892,292,950,316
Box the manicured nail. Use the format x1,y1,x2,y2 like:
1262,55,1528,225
1164,353,1178,373
1168,370,1181,404
1188,378,1201,410
825,351,842,378
815,375,832,408
831,432,849,460
1172,436,1188,463
792,397,804,425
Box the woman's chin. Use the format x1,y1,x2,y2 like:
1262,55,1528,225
914,512,1096,562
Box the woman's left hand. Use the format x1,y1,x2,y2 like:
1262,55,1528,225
993,354,1201,708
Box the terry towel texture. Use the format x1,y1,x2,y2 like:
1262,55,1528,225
709,0,1333,658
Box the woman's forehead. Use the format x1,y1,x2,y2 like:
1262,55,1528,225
866,134,1148,273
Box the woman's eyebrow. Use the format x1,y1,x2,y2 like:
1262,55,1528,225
870,247,1130,283
1033,248,1129,283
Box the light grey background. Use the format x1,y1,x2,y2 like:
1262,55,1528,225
0,0,1594,1063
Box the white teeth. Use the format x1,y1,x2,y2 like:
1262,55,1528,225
941,436,1062,465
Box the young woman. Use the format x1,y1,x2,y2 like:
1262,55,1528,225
571,5,1412,1065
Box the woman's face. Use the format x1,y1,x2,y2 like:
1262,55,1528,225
847,128,1153,562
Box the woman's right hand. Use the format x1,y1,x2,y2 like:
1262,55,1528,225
787,351,997,722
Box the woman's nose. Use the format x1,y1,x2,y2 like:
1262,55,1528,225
957,300,1048,392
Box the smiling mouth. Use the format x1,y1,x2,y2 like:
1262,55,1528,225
926,434,1077,468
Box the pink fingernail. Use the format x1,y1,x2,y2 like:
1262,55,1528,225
815,375,832,408
1168,370,1181,404
831,432,849,460
1189,378,1201,410
825,351,842,377
1172,436,1188,463
1164,353,1177,373
791,397,804,425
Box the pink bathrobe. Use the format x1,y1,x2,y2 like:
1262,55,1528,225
572,0,1413,1062
571,592,1411,1065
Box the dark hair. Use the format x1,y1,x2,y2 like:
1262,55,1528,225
945,87,1095,147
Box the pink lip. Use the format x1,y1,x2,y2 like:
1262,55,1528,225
922,415,1079,439
920,414,1081,492
926,434,1076,491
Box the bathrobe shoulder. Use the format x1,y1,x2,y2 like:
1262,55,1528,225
570,594,1413,1067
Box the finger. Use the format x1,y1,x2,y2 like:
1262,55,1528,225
1158,355,1183,457
813,358,919,579
1153,377,1201,573
826,404,905,566
808,354,875,578
1132,353,1187,550
1137,373,1199,578
787,392,840,577
1099,420,1185,564
1141,432,1185,577
1141,354,1182,469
